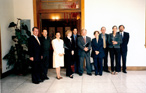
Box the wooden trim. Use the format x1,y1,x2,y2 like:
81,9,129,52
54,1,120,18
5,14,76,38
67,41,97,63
41,0,79,3
0,25,1,76
33,0,37,27
126,66,146,70
81,0,85,29
145,3,146,48
108,66,146,71
39,9,81,13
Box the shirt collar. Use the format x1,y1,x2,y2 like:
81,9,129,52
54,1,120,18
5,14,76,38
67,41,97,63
82,36,86,38
33,35,38,38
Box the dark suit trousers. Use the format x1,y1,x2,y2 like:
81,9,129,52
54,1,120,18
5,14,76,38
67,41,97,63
109,48,120,72
65,55,73,76
42,54,49,77
73,50,79,73
103,48,109,71
31,61,41,83
79,55,92,74
119,49,127,71
93,58,103,75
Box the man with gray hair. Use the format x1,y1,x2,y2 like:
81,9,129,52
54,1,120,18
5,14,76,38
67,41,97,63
77,29,92,76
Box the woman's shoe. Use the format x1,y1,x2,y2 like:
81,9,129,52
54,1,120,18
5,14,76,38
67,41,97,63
59,76,63,79
56,77,60,80
69,75,73,79
111,72,115,75
115,72,118,75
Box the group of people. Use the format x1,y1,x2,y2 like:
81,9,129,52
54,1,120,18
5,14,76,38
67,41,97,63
28,25,129,84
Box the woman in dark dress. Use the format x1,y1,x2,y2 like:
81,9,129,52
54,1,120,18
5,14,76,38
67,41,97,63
64,30,74,78
91,31,105,76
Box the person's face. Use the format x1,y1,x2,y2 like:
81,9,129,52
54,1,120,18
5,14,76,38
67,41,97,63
113,27,117,33
94,32,99,38
119,26,124,32
81,30,87,36
73,29,77,35
67,32,72,37
33,28,39,36
101,28,106,34
56,33,61,39
42,30,47,37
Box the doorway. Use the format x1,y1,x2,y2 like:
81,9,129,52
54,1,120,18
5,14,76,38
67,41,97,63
33,0,84,68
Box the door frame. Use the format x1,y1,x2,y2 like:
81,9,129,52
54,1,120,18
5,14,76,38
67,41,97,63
0,25,2,77
33,0,85,30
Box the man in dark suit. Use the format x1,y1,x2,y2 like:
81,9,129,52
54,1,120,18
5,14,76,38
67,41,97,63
28,27,43,84
40,29,50,80
77,29,92,76
118,25,129,73
99,27,110,73
71,28,80,73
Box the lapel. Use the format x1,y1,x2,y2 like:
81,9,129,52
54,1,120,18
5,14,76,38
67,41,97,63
81,36,86,44
33,36,40,46
67,37,72,46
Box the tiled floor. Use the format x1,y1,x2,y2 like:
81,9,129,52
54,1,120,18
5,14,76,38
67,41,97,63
1,69,146,93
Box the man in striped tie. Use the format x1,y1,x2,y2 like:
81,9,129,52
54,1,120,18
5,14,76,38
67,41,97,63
99,27,110,73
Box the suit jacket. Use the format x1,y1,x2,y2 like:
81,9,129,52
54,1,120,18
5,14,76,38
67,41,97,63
108,33,122,48
71,35,80,50
99,33,109,48
64,37,73,55
77,36,91,57
40,36,50,55
118,32,129,52
91,38,105,58
28,35,41,62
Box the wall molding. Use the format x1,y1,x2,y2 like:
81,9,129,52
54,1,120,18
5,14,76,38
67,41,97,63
0,25,2,78
108,66,146,71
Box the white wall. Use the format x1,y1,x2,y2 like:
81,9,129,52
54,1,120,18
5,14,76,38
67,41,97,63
0,0,34,73
0,0,15,73
85,0,146,66
13,0,34,30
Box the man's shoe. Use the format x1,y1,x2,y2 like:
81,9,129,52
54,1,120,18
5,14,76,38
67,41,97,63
32,82,40,84
79,73,82,76
104,70,110,73
44,77,49,80
95,73,98,76
123,71,127,73
87,73,92,76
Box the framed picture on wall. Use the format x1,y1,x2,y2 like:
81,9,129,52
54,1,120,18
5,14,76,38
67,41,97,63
65,27,71,32
49,27,55,40
20,19,31,38
57,27,63,38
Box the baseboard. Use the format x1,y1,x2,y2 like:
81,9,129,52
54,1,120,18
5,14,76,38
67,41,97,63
126,66,146,70
1,69,13,79
1,66,146,79
108,66,146,71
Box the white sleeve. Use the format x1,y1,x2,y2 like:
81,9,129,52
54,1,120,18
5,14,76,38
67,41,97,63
52,40,60,55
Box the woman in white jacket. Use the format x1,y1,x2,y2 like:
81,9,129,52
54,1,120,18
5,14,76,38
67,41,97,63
52,31,64,80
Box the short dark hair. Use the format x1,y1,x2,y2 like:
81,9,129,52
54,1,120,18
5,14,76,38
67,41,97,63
112,25,117,29
119,25,125,29
101,27,106,30
94,31,100,35
32,27,38,31
55,31,61,35
73,28,78,31
42,28,47,32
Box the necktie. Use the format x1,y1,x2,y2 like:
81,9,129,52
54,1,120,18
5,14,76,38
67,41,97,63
36,37,40,45
96,37,99,43
120,33,123,38
103,35,106,48
84,37,86,43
